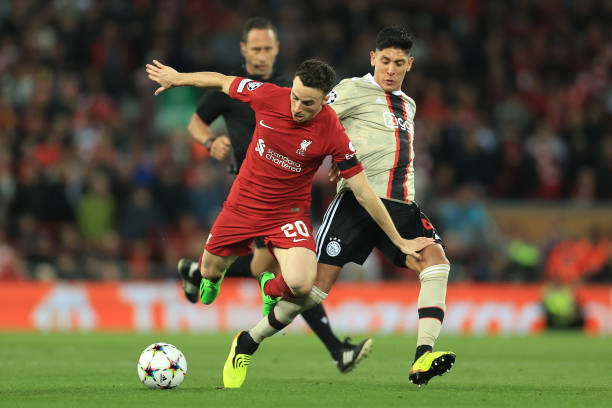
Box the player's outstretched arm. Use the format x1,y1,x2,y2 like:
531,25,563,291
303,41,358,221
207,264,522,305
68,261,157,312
146,60,237,96
345,171,434,260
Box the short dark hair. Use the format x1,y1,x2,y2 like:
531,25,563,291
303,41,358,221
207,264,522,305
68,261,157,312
375,26,414,53
294,59,336,95
242,17,277,42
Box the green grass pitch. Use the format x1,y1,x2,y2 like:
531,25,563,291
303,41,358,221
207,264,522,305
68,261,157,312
4,332,611,407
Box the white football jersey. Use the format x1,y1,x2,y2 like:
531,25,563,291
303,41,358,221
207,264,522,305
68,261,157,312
328,73,416,203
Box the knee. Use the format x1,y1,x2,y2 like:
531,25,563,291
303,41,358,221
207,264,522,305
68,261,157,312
288,282,313,297
425,255,450,269
420,244,450,269
200,255,224,280
284,271,314,297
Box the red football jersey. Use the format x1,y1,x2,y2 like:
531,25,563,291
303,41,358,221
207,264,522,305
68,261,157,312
225,77,363,215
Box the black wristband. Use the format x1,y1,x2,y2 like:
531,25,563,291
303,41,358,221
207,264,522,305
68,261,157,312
204,138,213,151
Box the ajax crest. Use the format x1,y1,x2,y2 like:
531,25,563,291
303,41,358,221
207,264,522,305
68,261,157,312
326,238,341,257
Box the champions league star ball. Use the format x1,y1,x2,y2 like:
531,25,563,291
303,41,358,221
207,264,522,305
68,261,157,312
137,343,187,389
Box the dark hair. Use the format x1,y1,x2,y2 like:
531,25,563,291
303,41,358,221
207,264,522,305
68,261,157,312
294,59,336,95
242,17,277,42
375,26,414,53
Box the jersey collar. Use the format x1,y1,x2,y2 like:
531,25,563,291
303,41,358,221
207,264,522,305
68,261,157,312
364,73,403,96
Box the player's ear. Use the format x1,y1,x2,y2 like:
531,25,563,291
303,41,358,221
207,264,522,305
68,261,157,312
240,42,247,57
406,56,415,72
370,51,376,67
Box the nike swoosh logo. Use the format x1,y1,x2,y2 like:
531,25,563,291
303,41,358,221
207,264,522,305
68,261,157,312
259,120,274,130
293,238,307,242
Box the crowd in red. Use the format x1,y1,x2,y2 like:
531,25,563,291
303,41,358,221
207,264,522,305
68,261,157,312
0,0,610,282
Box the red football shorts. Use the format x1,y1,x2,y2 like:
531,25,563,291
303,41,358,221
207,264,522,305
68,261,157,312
205,204,316,256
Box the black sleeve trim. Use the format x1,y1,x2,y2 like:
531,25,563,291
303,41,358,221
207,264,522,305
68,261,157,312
337,155,360,171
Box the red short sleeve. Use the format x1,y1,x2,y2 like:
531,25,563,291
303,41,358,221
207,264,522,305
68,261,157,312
229,77,273,109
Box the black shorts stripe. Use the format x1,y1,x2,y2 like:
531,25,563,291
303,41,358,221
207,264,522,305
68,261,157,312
418,307,445,323
337,155,360,172
268,308,288,331
386,93,411,201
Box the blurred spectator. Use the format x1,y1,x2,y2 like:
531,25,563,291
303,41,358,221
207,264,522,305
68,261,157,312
76,170,116,240
524,123,568,199
505,230,542,281
0,225,26,280
186,162,227,227
0,141,15,223
438,184,502,281
545,228,611,284
120,187,161,240
153,166,189,224
541,282,584,330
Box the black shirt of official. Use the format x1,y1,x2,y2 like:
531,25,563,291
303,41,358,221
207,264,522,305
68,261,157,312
195,66,290,171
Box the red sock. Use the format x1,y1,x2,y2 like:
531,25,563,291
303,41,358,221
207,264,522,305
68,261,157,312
264,275,295,298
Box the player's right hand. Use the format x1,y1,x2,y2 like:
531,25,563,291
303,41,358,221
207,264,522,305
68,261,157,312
146,60,179,95
397,237,435,261
209,135,231,160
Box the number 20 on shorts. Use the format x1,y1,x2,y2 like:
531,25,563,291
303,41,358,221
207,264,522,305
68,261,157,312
280,221,309,238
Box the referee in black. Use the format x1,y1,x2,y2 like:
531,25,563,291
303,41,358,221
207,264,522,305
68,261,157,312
178,17,370,373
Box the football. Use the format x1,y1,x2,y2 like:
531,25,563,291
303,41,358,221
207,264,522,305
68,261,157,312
137,343,187,389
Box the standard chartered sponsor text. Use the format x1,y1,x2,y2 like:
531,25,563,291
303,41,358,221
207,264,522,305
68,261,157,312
266,148,302,172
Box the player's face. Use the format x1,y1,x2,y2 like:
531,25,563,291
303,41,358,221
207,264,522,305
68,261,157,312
290,76,326,123
370,47,413,93
240,28,279,79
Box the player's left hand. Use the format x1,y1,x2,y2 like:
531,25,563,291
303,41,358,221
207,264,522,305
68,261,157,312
397,237,435,261
146,60,179,95
328,163,341,182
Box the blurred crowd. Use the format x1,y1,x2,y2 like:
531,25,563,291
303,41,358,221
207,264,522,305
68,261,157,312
0,0,610,282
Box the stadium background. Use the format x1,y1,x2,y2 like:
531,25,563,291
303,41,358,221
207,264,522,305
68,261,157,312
0,0,611,336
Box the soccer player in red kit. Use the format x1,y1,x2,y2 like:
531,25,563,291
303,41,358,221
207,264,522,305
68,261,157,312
146,58,434,387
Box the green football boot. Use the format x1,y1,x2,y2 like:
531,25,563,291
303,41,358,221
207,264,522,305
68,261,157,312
409,351,456,386
199,269,226,305
258,272,280,316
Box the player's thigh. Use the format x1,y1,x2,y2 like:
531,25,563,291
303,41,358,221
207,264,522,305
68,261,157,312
376,203,445,270
272,246,317,296
315,191,376,267
250,238,279,277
